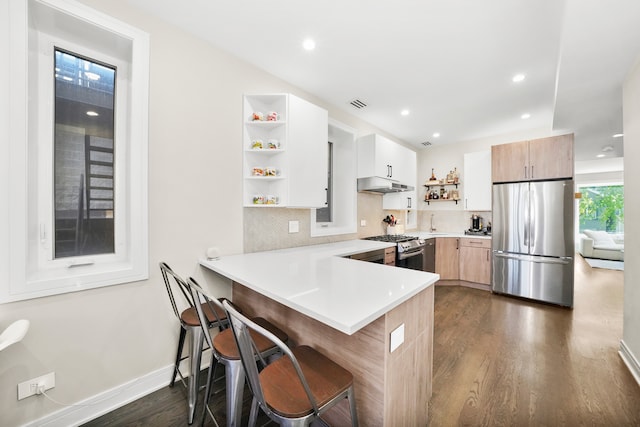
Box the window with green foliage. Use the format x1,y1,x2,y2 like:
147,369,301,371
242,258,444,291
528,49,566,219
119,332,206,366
578,185,624,233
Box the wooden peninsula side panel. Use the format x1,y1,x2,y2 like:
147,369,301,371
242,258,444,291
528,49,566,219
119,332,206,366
232,282,434,426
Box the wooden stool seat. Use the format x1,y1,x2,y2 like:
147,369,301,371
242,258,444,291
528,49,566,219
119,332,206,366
213,317,288,360
180,298,230,327
222,299,359,426
261,345,354,418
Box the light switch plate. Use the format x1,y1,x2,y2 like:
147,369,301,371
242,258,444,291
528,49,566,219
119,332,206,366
288,220,299,233
390,323,405,353
360,219,367,227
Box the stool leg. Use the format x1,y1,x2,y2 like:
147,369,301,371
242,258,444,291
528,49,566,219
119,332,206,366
225,359,245,427
171,326,187,387
248,397,259,427
188,326,204,424
201,354,219,427
348,386,359,427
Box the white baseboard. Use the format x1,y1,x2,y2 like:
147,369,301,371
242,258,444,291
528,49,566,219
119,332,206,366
22,348,215,427
619,339,640,387
22,364,174,427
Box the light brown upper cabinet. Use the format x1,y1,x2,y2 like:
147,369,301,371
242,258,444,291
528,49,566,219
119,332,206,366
492,134,574,183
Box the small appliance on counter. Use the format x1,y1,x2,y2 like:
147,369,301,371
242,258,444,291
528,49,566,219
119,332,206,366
471,213,483,231
465,215,491,235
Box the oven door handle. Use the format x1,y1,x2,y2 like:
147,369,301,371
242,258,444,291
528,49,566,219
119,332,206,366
397,248,424,260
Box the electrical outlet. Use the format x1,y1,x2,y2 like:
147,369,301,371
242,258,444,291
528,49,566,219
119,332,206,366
390,324,405,353
18,372,55,400
288,220,299,233
360,219,367,227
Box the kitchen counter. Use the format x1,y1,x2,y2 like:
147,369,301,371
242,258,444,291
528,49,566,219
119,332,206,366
201,239,436,425
200,239,438,335
416,231,492,240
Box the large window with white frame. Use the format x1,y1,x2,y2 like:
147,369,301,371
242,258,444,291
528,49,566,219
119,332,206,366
1,0,149,303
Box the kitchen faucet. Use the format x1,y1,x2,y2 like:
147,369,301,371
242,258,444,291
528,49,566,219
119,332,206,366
430,213,436,232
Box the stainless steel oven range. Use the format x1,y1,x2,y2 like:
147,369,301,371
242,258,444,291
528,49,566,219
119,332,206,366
362,235,426,271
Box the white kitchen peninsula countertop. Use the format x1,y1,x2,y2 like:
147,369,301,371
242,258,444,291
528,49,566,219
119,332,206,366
200,240,439,335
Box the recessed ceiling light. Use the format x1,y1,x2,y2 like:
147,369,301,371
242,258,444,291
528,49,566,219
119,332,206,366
86,111,99,117
521,113,531,119
596,154,606,158
613,133,624,138
432,132,440,138
401,109,410,116
302,38,316,51
512,74,526,83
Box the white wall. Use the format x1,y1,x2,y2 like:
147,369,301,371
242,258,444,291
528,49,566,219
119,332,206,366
622,56,640,381
416,127,554,231
0,1,404,424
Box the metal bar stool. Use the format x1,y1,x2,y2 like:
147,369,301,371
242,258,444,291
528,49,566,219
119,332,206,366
222,300,359,427
159,262,231,424
187,278,288,427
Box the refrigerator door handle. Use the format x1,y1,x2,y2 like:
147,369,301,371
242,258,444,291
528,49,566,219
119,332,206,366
522,184,530,247
493,252,572,265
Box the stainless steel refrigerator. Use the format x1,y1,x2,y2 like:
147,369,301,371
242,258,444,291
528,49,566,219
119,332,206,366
492,180,574,307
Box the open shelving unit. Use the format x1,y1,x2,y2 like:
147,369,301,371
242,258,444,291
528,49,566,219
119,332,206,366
423,182,460,205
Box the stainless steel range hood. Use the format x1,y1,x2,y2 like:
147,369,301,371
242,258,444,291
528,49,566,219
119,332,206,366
357,177,415,193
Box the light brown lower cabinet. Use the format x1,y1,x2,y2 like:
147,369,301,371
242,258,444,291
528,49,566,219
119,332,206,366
435,238,459,280
384,247,396,266
459,238,492,285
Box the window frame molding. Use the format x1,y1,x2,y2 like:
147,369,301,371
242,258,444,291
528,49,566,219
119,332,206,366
2,0,150,303
310,119,358,237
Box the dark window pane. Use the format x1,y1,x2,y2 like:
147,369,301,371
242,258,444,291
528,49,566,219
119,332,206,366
54,49,116,258
316,141,333,223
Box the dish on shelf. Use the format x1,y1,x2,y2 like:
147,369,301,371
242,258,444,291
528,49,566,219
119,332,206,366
249,111,282,122
251,195,279,205
250,167,280,177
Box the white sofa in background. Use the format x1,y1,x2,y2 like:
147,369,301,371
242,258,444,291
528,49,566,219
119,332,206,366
578,230,624,261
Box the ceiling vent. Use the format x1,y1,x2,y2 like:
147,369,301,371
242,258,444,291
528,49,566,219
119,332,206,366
421,141,432,146
349,99,367,109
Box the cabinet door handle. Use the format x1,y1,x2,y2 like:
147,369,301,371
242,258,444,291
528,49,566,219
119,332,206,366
389,165,393,178
407,197,411,209
465,198,468,210
524,166,528,179
486,249,489,261
531,165,534,179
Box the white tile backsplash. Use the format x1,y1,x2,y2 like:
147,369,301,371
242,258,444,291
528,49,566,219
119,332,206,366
418,209,492,233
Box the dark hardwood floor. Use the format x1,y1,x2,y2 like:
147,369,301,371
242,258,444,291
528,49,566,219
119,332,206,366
83,255,640,426
428,255,640,426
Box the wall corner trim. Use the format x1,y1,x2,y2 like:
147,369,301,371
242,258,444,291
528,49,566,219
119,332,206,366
619,339,640,387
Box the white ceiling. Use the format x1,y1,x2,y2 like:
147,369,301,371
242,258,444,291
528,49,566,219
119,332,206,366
129,0,640,162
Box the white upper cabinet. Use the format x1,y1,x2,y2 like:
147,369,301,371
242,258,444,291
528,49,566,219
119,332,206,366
243,94,328,208
357,134,416,186
463,150,491,211
382,191,416,210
